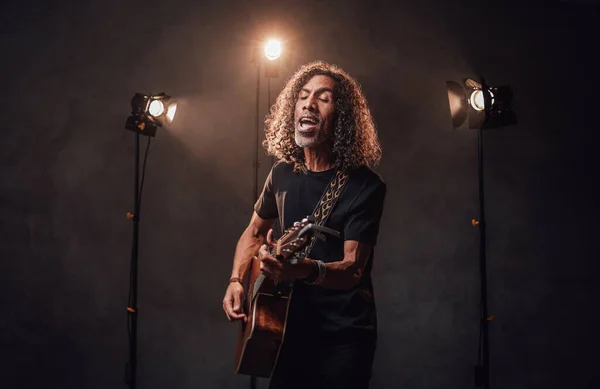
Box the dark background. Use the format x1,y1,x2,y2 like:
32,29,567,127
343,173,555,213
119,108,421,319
1,0,598,388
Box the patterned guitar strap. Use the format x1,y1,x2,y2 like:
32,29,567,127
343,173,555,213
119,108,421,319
300,169,350,260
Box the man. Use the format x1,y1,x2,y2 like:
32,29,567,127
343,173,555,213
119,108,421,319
222,61,386,389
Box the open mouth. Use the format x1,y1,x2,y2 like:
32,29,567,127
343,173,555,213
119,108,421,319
298,116,319,132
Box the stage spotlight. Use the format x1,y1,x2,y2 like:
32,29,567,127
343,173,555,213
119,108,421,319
122,91,177,389
446,78,515,130
125,93,177,137
264,39,282,60
445,76,517,389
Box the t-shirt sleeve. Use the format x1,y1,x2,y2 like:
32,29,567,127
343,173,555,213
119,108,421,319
343,180,386,245
254,167,278,220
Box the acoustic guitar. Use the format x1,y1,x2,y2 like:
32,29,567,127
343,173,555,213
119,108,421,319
234,218,338,378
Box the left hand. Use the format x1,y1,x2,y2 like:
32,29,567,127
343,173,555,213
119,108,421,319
259,229,308,282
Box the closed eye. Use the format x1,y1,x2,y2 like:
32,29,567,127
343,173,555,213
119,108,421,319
318,92,332,102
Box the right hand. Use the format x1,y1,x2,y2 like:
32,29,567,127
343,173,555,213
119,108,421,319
222,281,247,322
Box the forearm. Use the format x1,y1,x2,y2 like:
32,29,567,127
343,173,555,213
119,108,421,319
304,257,361,289
304,241,371,290
230,226,265,282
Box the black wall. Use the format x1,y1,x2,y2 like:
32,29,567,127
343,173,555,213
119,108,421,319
1,1,598,388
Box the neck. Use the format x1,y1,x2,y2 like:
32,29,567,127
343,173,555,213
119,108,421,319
303,144,334,172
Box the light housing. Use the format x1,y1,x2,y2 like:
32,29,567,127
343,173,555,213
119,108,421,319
446,78,516,130
125,93,177,137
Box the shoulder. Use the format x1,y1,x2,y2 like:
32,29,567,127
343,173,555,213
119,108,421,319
272,160,294,175
348,165,385,191
344,166,386,211
270,160,296,188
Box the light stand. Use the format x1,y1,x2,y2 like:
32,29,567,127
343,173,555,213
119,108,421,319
123,93,176,389
249,38,287,389
267,76,274,167
254,64,261,204
124,129,142,389
474,118,490,389
252,40,286,202
446,77,516,389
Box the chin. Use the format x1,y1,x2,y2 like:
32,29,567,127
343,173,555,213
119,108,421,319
296,134,327,149
294,137,310,148
294,132,311,148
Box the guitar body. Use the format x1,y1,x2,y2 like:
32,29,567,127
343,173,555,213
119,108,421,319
233,218,338,378
234,256,293,378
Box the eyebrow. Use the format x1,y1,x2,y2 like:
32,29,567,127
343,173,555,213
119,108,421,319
300,87,334,95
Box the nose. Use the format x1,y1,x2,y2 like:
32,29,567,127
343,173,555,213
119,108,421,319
303,94,318,112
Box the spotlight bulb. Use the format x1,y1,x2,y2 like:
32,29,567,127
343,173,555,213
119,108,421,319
469,90,495,111
148,100,165,116
264,39,282,60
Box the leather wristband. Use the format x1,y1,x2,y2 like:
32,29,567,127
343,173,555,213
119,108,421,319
303,261,319,283
228,277,242,285
304,260,326,285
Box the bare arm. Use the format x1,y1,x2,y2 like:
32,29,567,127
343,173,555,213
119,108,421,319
259,239,372,290
223,212,275,322
316,240,372,289
230,212,276,282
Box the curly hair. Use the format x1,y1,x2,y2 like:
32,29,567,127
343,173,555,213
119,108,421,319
263,61,382,172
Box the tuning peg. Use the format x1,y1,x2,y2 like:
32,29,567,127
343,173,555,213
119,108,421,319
302,218,308,223
294,221,300,226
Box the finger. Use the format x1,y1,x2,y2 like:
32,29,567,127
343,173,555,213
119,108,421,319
261,264,277,281
260,261,271,276
261,255,281,268
266,229,275,246
229,312,247,321
260,262,279,280
223,301,233,321
224,300,246,321
233,292,242,313
259,244,268,257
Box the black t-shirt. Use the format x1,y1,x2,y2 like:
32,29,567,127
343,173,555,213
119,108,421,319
254,161,386,333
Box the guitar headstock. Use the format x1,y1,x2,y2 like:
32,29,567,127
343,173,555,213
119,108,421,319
272,217,341,261
274,217,313,260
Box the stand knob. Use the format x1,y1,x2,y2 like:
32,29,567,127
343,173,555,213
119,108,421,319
471,219,479,226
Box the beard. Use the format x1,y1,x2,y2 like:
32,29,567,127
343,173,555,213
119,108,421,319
294,124,330,148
